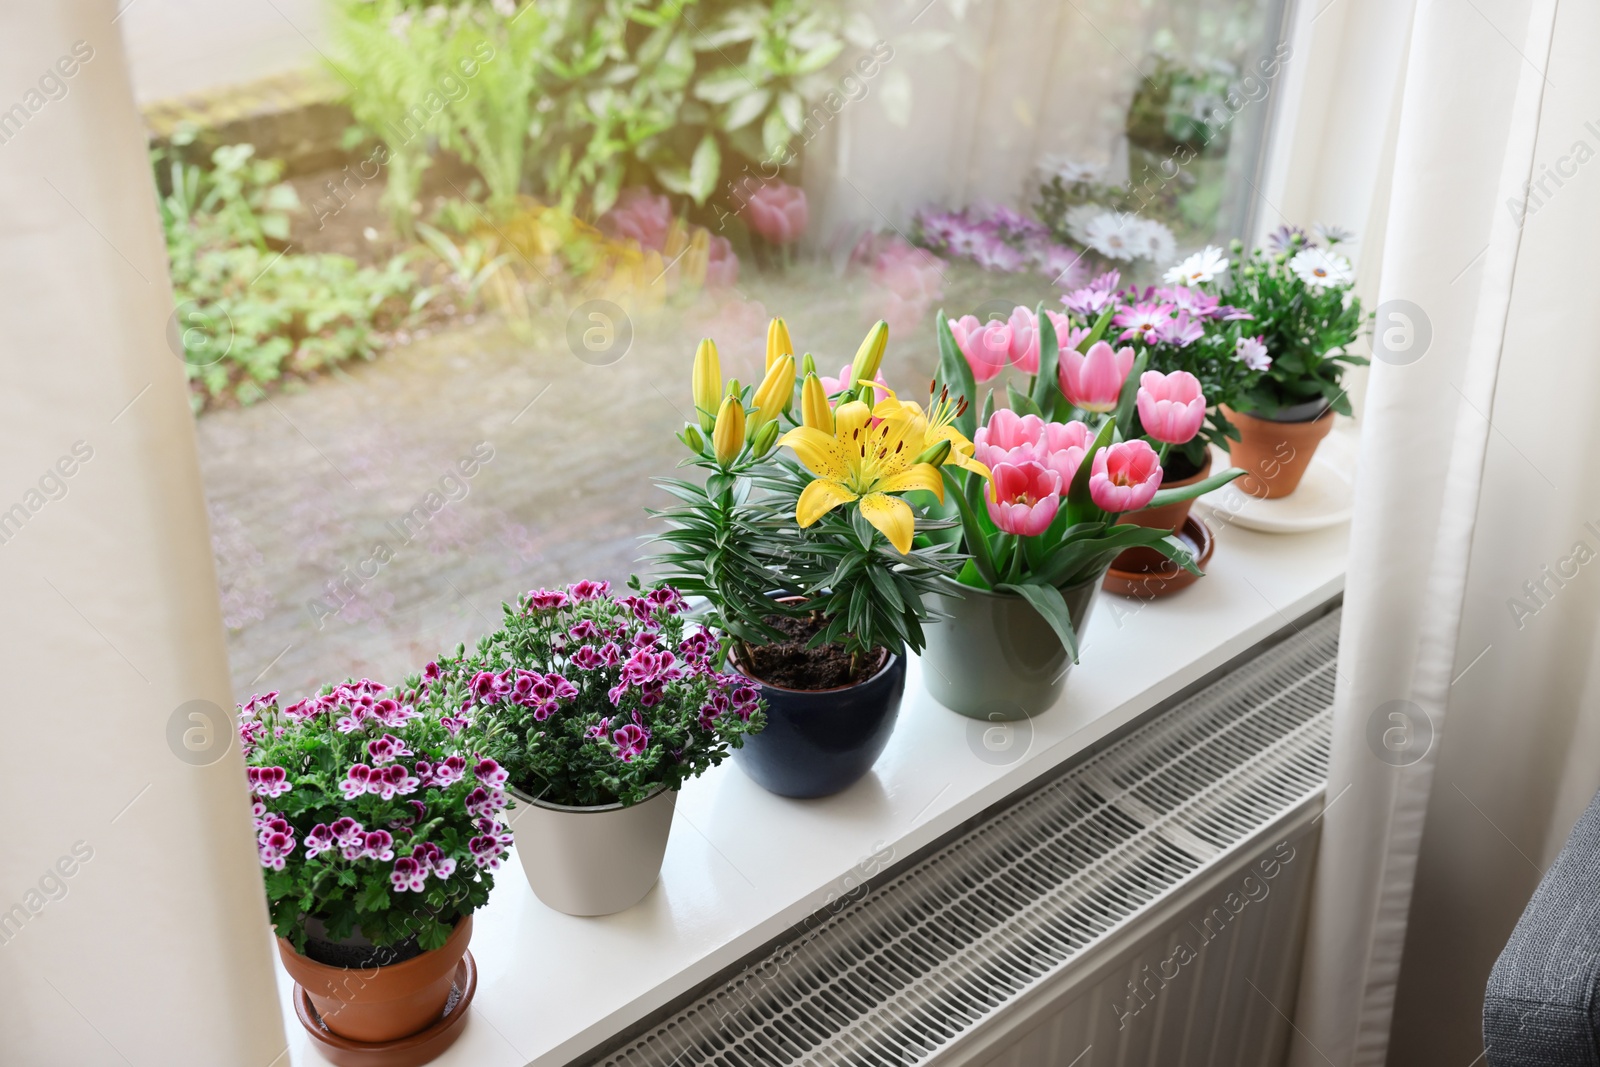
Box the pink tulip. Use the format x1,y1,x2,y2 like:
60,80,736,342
1058,341,1136,413
1007,306,1041,373
1135,370,1206,445
602,187,672,252
741,180,808,245
1037,419,1092,488
1089,440,1163,513
819,362,889,396
973,409,1043,468
986,461,1062,536
949,315,1010,383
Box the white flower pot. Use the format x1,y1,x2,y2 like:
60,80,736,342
506,785,676,916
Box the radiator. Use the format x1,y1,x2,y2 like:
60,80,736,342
590,609,1338,1067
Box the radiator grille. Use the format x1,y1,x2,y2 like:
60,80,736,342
592,610,1340,1067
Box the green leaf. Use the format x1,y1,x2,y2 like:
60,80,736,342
1065,416,1117,513
1007,382,1042,417
760,109,792,159
1143,467,1244,509
723,88,772,132
1032,303,1060,411
1113,349,1149,440
687,133,721,204
942,467,996,586
997,581,1080,661
934,310,978,439
694,67,756,104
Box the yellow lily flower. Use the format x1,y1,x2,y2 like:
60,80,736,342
778,400,944,554
711,395,745,465
847,320,889,388
872,388,990,480
799,372,833,435
766,318,793,370
749,353,794,436
691,338,721,433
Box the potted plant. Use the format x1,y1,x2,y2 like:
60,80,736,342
651,320,967,798
1050,259,1264,533
926,304,1241,718
238,681,510,1058
424,580,764,916
1212,225,1366,497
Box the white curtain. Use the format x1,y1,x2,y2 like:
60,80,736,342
0,3,286,1063
1287,0,1600,1064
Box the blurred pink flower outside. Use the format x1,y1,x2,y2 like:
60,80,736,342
857,234,945,334
601,187,673,252
741,180,809,245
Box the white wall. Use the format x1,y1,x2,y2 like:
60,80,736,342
119,0,323,103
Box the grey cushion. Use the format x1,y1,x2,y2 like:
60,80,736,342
1485,789,1600,1066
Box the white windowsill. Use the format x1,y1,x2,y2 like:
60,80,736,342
277,518,1348,1066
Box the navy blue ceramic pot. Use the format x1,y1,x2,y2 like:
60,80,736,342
732,653,906,799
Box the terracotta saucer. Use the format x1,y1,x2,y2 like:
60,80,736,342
294,951,477,1067
1102,515,1215,599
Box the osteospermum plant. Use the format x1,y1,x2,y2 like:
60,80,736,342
428,579,765,808
238,680,511,958
1213,225,1366,417
652,318,967,688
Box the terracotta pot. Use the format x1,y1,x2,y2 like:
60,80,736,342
508,784,676,916
921,576,1099,720
1222,404,1335,499
732,651,905,799
278,915,472,1045
1120,451,1211,534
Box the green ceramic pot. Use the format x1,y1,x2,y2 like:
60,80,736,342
921,576,1099,720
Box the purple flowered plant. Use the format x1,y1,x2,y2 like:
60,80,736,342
238,677,509,955
426,579,766,808
913,204,1087,289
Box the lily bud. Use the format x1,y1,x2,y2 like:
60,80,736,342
679,424,706,454
913,439,952,467
750,418,780,458
711,396,745,465
849,320,889,387
691,338,721,433
855,383,876,408
750,354,794,432
765,317,793,370
800,372,833,434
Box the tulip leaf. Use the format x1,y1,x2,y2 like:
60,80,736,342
997,581,1080,662
1114,348,1150,439
1143,466,1244,508
942,467,997,586
1032,303,1061,411
934,310,978,439
1065,415,1117,512
1082,304,1117,350
1007,382,1041,417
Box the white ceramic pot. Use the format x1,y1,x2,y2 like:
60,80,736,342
506,785,676,916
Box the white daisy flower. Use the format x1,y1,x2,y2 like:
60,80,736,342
1040,155,1106,185
1289,248,1354,289
1063,203,1105,246
1314,222,1354,246
1163,245,1230,285
1081,211,1138,261
1130,217,1176,264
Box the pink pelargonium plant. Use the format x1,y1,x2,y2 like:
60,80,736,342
239,678,510,956
432,580,766,810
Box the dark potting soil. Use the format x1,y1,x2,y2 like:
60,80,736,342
1162,449,1207,482
302,929,426,969
742,614,887,690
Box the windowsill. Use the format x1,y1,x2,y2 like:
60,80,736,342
277,518,1349,1066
